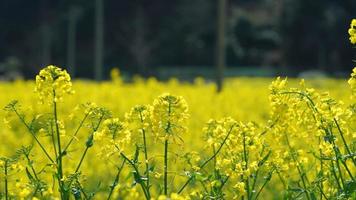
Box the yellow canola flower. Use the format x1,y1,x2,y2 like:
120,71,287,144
269,76,287,93
233,182,246,198
348,19,356,44
156,193,190,200
35,65,74,104
151,93,189,142
125,104,152,133
349,67,356,99
14,178,31,199
94,117,131,158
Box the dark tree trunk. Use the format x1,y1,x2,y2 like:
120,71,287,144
67,6,81,77
94,0,104,81
216,0,227,92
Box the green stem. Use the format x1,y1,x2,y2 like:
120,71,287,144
4,160,8,200
328,134,346,189
284,133,310,200
13,109,54,163
24,153,44,197
276,171,286,189
318,137,324,200
334,153,345,189
254,171,273,200
333,118,356,166
220,176,230,190
251,169,260,199
65,115,104,197
340,160,354,180
330,160,342,191
139,111,150,191
24,151,40,181
164,139,169,195
75,147,89,173
142,129,150,187
213,146,217,169
76,180,89,200
53,92,66,199
253,181,266,200
75,115,104,173
242,131,250,200
54,99,63,178
31,183,40,198
163,100,172,196
62,113,89,156
251,146,269,199
25,164,43,198
107,160,126,200
177,124,236,194
119,152,150,199
317,184,329,200
50,121,59,162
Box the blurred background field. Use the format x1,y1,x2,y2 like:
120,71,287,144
0,76,352,154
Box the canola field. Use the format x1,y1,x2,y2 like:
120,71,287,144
0,68,355,200
0,19,355,200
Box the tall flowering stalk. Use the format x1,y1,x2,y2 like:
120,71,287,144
126,105,152,190
151,94,189,195
4,66,112,199
35,66,74,199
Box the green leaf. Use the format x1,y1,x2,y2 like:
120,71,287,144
310,192,317,200
344,180,356,197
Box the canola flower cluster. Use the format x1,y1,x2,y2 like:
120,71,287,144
349,67,356,98
0,19,354,200
35,65,74,104
349,19,356,44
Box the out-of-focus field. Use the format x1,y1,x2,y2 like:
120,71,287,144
1,77,351,127
0,77,351,152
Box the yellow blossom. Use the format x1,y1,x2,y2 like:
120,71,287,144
348,19,356,44
35,65,74,104
151,93,189,142
348,67,356,98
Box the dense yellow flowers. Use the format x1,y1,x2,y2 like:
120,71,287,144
125,105,152,135
35,65,74,103
151,93,189,142
349,19,356,44
95,117,131,155
349,67,356,98
156,193,189,200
